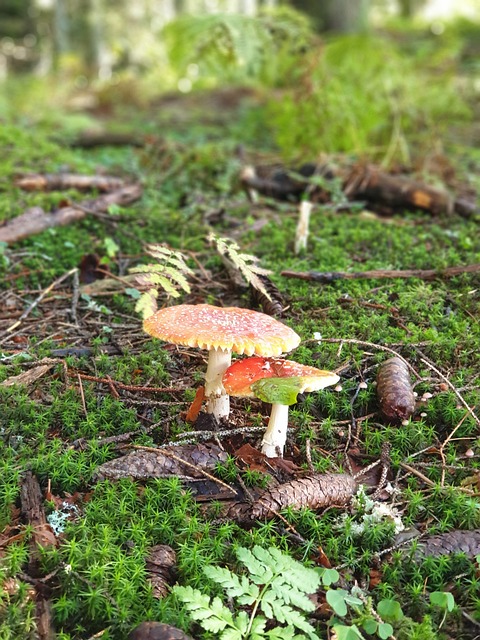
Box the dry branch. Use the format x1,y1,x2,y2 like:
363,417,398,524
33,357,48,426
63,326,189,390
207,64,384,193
281,263,480,283
231,472,357,522
14,173,125,192
0,184,142,245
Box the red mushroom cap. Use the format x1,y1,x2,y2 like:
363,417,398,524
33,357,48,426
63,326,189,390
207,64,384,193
223,356,339,397
143,304,300,356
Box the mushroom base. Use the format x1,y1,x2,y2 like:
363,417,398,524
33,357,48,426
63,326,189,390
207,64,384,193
206,393,230,421
261,403,289,458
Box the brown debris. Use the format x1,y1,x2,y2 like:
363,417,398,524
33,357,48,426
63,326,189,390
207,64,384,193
0,184,142,245
129,621,193,640
20,472,57,640
20,472,57,571
231,472,357,522
145,545,177,599
1,363,54,387
414,529,480,559
185,386,205,423
250,273,284,317
376,357,416,421
14,173,125,192
240,161,478,218
94,443,228,481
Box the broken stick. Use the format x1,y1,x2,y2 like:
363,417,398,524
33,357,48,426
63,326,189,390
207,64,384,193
0,184,142,245
281,263,480,283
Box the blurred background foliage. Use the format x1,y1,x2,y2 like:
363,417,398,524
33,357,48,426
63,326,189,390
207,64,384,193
0,0,479,162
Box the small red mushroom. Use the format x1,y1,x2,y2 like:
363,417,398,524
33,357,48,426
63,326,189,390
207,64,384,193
223,356,339,457
143,304,300,421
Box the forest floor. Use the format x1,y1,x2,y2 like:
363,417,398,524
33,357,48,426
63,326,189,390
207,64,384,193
0,78,479,640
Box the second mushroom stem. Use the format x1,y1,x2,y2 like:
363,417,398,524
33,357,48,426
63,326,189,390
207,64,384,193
204,347,232,419
261,403,289,458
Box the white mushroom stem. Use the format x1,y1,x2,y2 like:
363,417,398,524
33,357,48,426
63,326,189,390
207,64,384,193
204,348,232,420
261,403,289,458
241,165,259,203
295,199,313,254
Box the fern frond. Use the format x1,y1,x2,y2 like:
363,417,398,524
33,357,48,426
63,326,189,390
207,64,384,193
129,243,193,318
204,566,259,604
235,545,274,584
164,7,313,86
209,233,274,303
135,288,158,319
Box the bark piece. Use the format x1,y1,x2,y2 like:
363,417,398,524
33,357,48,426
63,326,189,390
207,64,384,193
413,529,480,559
129,621,193,640
94,443,228,481
14,173,125,192
377,357,415,421
20,472,57,573
231,473,357,522
20,472,57,640
1,364,53,387
0,184,142,245
146,545,177,599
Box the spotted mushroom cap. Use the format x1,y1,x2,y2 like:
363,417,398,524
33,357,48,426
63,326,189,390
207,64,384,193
143,304,301,356
223,356,340,397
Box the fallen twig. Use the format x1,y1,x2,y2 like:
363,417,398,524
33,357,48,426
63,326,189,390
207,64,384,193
311,337,422,380
7,267,78,332
0,184,142,245
281,263,480,283
419,358,480,429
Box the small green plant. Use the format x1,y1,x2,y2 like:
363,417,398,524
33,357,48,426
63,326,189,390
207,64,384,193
129,243,193,319
173,544,323,638
429,591,455,630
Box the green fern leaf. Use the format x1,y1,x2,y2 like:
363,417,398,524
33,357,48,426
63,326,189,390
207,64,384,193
129,243,192,316
236,545,274,584
135,289,158,319
270,601,318,637
209,233,274,303
270,579,315,613
221,630,243,640
204,566,258,604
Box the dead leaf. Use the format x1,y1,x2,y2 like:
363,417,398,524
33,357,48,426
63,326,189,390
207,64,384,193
185,386,205,423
